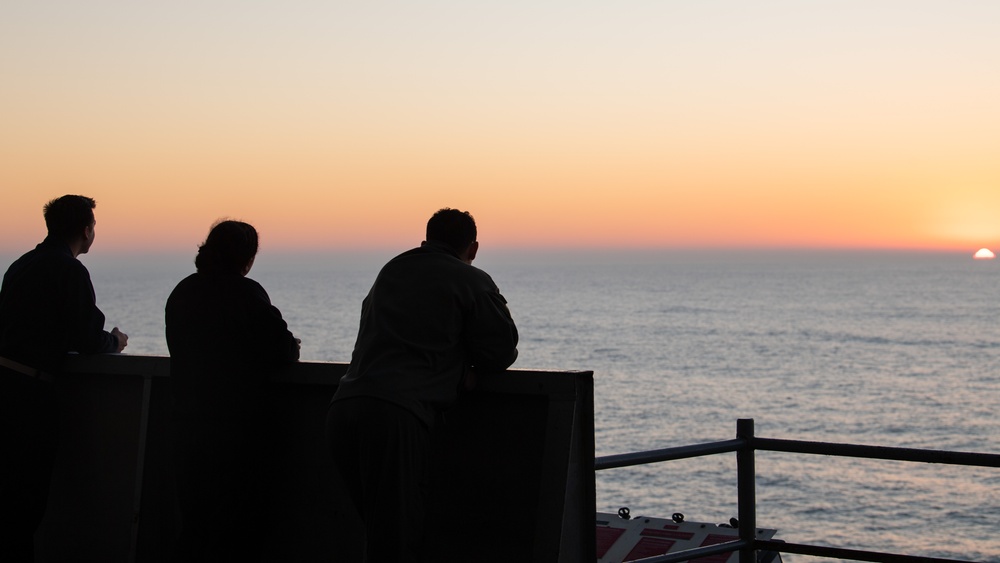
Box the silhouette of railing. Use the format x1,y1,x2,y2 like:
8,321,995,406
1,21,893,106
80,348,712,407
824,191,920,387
40,354,595,562
595,419,1000,563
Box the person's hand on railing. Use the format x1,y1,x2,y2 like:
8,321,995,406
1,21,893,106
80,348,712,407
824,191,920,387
111,327,128,352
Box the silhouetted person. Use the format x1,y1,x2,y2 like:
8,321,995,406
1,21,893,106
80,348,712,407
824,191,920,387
0,195,128,561
165,220,300,562
326,208,518,563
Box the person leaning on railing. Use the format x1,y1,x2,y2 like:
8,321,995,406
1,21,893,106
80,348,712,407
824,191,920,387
165,219,301,562
326,208,519,563
0,194,128,562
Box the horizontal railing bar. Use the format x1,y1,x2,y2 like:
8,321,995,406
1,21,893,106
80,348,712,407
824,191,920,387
754,438,1000,468
595,439,744,470
622,539,748,563
756,540,965,563
596,422,1000,563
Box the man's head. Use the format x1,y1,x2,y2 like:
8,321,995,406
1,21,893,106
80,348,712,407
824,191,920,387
425,208,478,263
44,195,97,254
195,220,260,275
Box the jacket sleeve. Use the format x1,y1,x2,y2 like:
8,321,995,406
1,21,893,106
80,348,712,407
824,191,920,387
466,285,518,371
67,262,118,354
245,280,300,364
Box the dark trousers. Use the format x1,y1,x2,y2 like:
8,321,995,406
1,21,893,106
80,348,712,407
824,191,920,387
326,397,430,563
0,368,58,563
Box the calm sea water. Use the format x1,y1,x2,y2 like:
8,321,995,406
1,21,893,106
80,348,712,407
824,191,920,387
6,248,998,561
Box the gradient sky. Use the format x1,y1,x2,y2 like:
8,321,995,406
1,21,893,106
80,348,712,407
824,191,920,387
2,1,998,253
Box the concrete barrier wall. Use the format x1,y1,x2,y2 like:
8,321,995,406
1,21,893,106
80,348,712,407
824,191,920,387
36,355,594,562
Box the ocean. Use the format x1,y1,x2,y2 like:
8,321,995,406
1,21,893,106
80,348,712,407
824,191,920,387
6,248,999,561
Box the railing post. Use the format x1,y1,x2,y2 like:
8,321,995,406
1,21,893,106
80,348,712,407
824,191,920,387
737,418,756,563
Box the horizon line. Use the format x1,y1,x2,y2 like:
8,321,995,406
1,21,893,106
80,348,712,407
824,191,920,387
2,244,992,258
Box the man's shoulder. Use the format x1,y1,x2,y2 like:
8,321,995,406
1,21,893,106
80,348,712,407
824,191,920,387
387,247,492,277
5,243,84,278
382,245,453,271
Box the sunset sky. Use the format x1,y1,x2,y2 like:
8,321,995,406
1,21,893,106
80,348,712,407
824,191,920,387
2,1,998,254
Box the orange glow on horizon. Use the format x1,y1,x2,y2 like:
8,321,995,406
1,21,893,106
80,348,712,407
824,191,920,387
2,3,998,256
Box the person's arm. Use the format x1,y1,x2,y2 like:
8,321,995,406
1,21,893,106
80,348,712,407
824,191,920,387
67,263,123,354
245,280,300,364
466,287,518,372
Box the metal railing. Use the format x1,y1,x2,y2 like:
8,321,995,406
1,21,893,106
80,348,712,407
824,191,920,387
594,418,1000,563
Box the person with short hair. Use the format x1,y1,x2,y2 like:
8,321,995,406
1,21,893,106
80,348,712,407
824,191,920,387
0,194,128,561
326,208,518,563
165,219,300,562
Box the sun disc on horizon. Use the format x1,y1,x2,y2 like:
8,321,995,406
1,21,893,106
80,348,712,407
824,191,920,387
973,248,995,260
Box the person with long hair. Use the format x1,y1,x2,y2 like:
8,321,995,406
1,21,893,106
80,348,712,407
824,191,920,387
165,220,300,561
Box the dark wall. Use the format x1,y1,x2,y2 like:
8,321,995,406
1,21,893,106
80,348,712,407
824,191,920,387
36,356,594,563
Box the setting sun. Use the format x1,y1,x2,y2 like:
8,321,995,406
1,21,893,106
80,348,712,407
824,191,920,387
973,248,996,260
